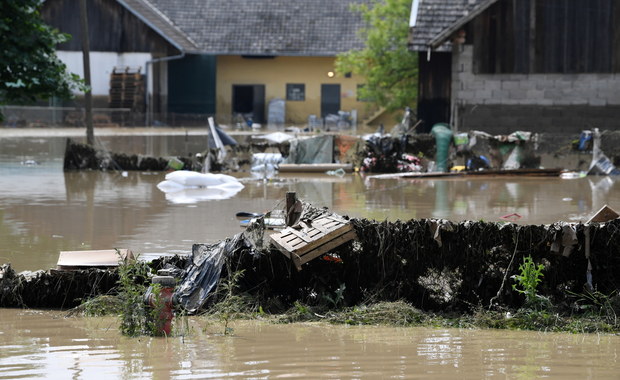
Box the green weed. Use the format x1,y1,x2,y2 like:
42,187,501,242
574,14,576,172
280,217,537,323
209,269,247,335
511,255,547,308
116,252,152,337
568,289,619,325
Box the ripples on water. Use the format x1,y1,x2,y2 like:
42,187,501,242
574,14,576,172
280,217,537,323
1,135,619,378
0,309,618,379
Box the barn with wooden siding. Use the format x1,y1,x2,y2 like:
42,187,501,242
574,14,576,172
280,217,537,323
39,0,376,127
410,0,620,134
41,0,204,125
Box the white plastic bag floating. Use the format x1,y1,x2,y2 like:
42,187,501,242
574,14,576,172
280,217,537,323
162,186,244,204
156,171,244,203
160,170,242,188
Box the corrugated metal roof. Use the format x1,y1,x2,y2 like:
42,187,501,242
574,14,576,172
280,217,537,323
409,0,486,52
144,0,369,56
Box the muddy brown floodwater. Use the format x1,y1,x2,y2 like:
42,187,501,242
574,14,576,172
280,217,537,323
1,133,620,378
1,309,619,379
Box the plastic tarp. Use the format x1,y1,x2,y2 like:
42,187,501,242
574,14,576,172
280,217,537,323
208,126,238,148
173,232,249,314
284,135,333,164
172,222,268,314
173,241,227,314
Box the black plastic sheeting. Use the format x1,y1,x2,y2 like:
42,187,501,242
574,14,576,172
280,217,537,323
172,223,265,314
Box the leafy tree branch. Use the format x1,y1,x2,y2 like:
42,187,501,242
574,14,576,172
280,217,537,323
0,0,83,120
336,0,418,114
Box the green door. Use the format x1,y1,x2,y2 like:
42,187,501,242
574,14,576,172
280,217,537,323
321,84,340,117
168,54,216,114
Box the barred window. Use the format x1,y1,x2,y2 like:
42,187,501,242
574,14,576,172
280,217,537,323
286,84,305,101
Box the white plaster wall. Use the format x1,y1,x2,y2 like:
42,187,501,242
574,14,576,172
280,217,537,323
452,45,620,107
57,51,152,96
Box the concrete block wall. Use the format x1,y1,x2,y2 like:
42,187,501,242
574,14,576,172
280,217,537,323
451,45,620,133
452,45,620,107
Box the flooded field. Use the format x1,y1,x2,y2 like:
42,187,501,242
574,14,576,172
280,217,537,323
1,133,620,378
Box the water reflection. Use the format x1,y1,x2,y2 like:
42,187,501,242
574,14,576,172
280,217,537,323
4,309,618,379
2,135,620,378
2,135,620,272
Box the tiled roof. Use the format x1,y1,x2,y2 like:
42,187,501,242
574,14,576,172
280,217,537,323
144,0,370,56
118,0,200,52
409,0,487,52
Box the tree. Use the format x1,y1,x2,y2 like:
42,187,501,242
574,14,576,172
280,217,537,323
336,0,418,114
0,0,82,121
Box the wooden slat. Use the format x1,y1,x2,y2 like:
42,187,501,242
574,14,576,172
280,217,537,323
294,227,353,256
271,216,356,270
285,228,314,243
297,230,358,266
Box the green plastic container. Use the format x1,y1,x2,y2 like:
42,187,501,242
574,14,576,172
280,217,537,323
430,123,453,172
167,157,185,170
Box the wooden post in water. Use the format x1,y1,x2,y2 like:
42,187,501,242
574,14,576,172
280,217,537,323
79,0,94,145
285,192,301,227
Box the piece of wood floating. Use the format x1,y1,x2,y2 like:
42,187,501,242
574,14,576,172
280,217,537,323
56,249,134,271
367,168,564,180
270,216,357,270
278,163,354,173
587,204,620,223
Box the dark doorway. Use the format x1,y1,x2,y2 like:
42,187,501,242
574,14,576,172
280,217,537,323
232,85,265,123
321,84,341,117
417,51,452,132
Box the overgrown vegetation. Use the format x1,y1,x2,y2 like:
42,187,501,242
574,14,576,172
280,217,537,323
197,297,620,335
67,295,122,317
195,265,620,335
117,255,152,337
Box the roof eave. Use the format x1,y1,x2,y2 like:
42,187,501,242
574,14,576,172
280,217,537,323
116,0,199,54
196,50,344,57
427,0,499,50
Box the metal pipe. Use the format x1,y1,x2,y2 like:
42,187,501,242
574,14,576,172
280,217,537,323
145,52,185,126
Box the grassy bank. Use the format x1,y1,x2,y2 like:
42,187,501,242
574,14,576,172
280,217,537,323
201,300,619,335
71,295,620,336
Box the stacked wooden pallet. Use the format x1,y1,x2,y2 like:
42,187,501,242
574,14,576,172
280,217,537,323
109,66,144,110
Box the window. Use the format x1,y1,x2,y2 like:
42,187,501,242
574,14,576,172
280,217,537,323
286,84,305,101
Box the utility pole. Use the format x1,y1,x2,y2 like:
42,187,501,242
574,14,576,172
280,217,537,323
79,0,94,145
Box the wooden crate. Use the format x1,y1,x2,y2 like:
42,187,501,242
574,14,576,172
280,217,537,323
270,216,356,270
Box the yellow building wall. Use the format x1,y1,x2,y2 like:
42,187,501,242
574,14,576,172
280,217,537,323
216,55,375,126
